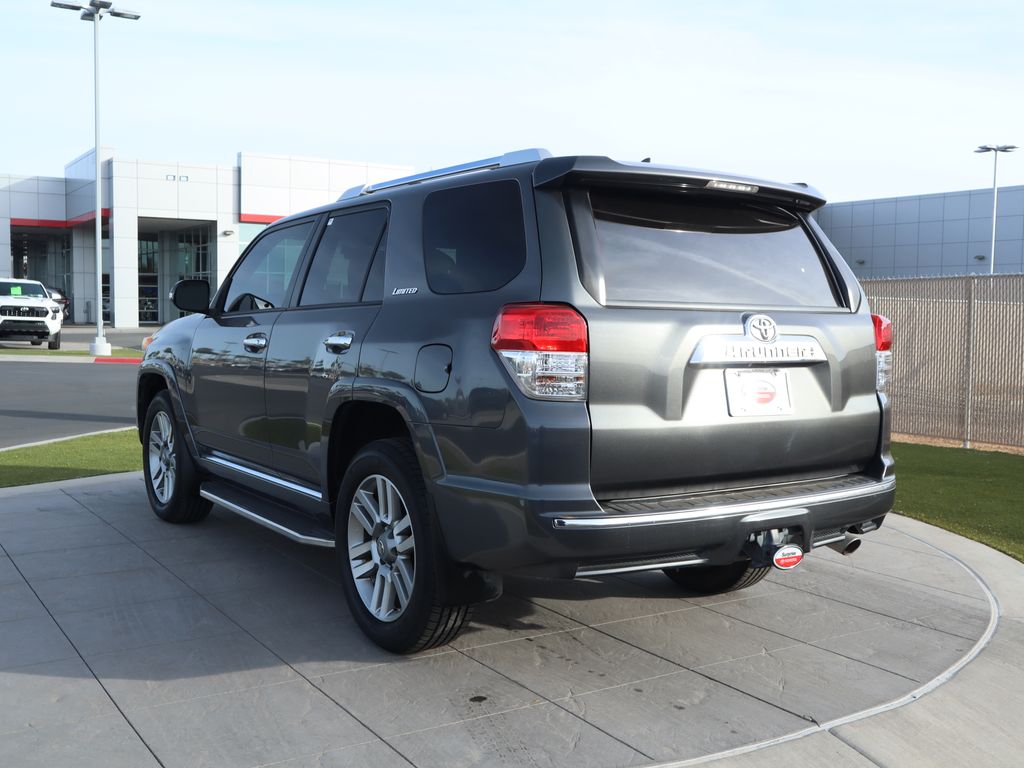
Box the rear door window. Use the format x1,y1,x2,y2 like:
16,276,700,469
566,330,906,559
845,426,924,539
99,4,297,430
299,208,387,306
423,180,527,294
575,189,839,307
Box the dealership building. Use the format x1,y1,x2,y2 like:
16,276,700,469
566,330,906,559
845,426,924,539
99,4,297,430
816,184,1024,280
0,149,410,327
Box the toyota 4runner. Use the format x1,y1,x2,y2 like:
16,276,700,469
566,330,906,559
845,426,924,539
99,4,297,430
0,278,64,349
137,150,895,652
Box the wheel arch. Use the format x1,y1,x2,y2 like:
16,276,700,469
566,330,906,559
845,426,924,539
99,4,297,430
137,361,193,451
323,382,444,513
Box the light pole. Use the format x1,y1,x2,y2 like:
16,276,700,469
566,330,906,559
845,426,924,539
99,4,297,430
51,1,140,356
974,144,1017,276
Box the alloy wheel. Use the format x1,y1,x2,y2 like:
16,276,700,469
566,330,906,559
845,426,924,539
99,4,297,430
347,474,416,622
148,411,177,504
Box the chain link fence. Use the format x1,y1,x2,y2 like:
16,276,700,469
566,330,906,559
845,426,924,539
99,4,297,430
863,275,1024,449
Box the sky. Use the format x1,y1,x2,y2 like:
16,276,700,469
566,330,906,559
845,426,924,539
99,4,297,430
2,0,1022,202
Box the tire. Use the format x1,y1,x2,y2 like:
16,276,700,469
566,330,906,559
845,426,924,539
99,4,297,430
30,340,42,346
336,438,472,653
663,560,770,595
47,331,60,350
142,391,211,524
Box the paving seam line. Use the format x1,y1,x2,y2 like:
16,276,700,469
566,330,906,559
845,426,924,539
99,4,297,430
0,426,135,453
643,524,1001,768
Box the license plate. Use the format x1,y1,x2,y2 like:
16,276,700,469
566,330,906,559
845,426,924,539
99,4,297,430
724,368,792,417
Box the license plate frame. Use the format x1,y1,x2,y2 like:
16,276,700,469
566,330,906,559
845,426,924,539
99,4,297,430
724,368,793,417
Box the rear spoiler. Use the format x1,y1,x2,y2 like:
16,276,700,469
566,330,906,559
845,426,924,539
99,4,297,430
533,156,826,212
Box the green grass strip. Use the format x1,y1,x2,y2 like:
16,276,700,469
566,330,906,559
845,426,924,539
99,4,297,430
0,429,141,488
892,442,1024,563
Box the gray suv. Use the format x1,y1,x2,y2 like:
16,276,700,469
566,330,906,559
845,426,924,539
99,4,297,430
137,150,895,652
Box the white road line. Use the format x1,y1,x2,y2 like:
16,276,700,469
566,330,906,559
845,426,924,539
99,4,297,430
647,523,1001,767
0,426,135,453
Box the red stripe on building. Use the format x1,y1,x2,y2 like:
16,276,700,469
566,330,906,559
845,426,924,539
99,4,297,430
67,208,113,225
239,213,282,224
10,218,71,228
10,208,112,229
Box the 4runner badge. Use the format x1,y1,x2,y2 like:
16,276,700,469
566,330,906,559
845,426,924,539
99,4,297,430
392,287,418,295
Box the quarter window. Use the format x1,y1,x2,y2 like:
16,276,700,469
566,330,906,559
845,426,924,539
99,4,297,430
223,222,313,312
422,180,527,294
299,209,387,306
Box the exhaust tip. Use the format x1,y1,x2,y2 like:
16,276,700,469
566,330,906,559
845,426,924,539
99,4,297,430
824,534,862,556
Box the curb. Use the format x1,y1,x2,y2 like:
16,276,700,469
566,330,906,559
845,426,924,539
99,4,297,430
0,470,143,498
0,355,140,364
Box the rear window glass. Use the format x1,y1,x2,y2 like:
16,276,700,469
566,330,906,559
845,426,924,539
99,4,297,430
423,180,527,294
577,190,838,307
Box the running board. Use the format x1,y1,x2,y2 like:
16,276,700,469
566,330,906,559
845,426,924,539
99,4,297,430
200,481,335,548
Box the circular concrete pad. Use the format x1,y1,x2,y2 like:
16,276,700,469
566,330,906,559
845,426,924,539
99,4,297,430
0,474,993,768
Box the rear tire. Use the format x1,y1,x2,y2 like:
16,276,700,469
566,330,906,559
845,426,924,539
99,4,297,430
47,331,60,350
142,391,210,524
31,339,42,346
663,560,769,595
336,438,472,653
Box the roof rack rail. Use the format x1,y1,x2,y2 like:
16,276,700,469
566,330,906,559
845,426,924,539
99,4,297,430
338,148,551,201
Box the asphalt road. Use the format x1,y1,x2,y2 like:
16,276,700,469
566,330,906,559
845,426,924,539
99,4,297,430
0,361,138,449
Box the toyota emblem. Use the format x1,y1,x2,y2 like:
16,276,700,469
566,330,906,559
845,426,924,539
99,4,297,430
745,314,778,343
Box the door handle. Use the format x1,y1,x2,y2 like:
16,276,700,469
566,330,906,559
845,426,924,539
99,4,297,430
324,332,354,353
243,333,268,352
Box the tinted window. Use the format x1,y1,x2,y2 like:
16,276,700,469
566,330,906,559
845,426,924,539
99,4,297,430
579,190,838,307
423,180,527,294
299,209,387,306
223,222,313,312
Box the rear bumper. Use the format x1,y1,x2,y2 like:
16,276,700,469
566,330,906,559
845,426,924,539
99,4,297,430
432,473,895,577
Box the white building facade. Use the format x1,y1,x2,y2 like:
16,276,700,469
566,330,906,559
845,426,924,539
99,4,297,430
0,149,410,328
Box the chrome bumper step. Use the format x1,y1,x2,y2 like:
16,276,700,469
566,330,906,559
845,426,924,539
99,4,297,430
554,475,895,530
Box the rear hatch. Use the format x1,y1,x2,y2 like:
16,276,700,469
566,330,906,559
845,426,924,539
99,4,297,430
559,180,880,499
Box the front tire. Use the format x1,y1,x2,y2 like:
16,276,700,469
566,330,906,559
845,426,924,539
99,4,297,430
31,339,43,346
336,438,471,653
663,560,769,595
47,331,60,350
142,391,210,524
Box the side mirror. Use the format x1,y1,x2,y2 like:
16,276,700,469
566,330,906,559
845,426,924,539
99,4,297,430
170,279,210,314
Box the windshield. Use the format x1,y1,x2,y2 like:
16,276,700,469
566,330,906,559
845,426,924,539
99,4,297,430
0,281,48,298
573,189,840,307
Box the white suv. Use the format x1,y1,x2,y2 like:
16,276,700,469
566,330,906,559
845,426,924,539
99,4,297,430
0,278,64,349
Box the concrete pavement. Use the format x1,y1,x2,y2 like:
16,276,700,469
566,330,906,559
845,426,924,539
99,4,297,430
0,473,1018,767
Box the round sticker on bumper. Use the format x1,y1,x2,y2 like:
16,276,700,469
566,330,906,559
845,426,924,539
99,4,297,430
772,544,803,570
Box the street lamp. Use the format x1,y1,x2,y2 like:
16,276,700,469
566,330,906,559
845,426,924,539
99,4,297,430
51,0,140,356
974,144,1017,276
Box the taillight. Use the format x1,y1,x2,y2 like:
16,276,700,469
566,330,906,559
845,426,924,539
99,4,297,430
872,314,892,393
872,314,892,352
491,303,588,400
